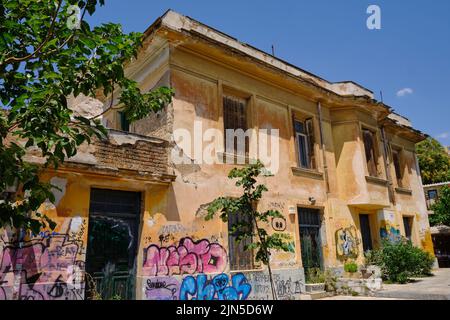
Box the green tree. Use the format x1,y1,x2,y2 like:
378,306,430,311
205,161,291,300
416,138,450,185
0,0,173,234
429,185,450,226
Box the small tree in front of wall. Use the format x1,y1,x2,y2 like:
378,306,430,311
205,160,292,300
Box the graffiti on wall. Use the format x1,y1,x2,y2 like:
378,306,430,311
380,222,402,243
180,273,251,300
0,218,85,300
143,273,252,300
244,271,303,300
145,277,179,300
335,227,359,260
142,269,305,300
142,237,228,276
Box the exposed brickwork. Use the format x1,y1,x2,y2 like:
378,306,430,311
93,137,168,174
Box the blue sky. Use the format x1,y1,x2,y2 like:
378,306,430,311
87,0,450,145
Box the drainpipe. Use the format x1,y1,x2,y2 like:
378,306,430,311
316,101,330,193
380,125,396,205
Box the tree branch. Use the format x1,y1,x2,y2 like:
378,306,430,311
4,0,63,64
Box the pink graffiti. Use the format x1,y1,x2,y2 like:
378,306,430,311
143,238,227,276
0,233,84,300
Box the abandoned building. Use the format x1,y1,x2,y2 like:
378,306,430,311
0,10,434,300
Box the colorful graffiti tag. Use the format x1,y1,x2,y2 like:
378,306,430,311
335,227,359,260
380,222,402,243
142,237,227,276
144,273,252,301
145,277,179,300
179,273,251,300
0,219,85,300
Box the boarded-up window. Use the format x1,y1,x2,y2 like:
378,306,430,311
363,128,378,177
294,118,316,169
223,96,248,156
228,212,254,271
392,148,403,187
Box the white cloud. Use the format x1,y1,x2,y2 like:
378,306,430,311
436,132,449,139
396,88,414,97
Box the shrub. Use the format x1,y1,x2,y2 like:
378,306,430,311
306,268,325,284
364,240,434,284
344,261,358,273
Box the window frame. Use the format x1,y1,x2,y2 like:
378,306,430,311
391,147,404,188
222,94,250,157
361,127,380,177
227,211,255,271
293,117,316,170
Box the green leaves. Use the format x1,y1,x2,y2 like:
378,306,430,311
0,0,174,233
429,185,450,226
205,160,291,267
416,138,450,185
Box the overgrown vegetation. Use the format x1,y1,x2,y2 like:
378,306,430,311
429,185,450,227
205,160,291,300
364,240,434,284
0,0,173,234
305,268,325,284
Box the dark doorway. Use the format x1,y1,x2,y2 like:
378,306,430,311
359,214,373,252
403,216,413,241
432,234,450,268
85,188,141,300
298,207,323,277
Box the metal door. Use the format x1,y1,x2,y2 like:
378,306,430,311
85,189,141,300
298,207,323,275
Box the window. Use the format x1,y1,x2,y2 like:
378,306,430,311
228,212,254,270
294,118,315,169
362,128,379,177
118,111,130,132
223,95,248,156
403,216,413,241
392,148,403,187
428,189,438,200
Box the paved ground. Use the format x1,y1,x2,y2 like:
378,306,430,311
373,269,450,300
319,269,450,300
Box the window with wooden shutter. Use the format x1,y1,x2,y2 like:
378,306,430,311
294,118,316,169
392,148,403,187
223,95,248,156
228,211,254,271
362,128,379,177
305,118,316,170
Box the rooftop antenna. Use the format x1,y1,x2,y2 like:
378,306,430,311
271,45,275,56
380,90,384,103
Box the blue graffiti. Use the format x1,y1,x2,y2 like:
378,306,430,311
179,273,251,300
380,227,402,243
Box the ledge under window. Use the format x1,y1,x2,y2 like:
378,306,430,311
291,167,324,180
395,187,413,195
365,175,389,186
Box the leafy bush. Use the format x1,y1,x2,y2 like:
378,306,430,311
306,268,325,284
323,270,338,292
364,240,434,284
344,261,358,273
